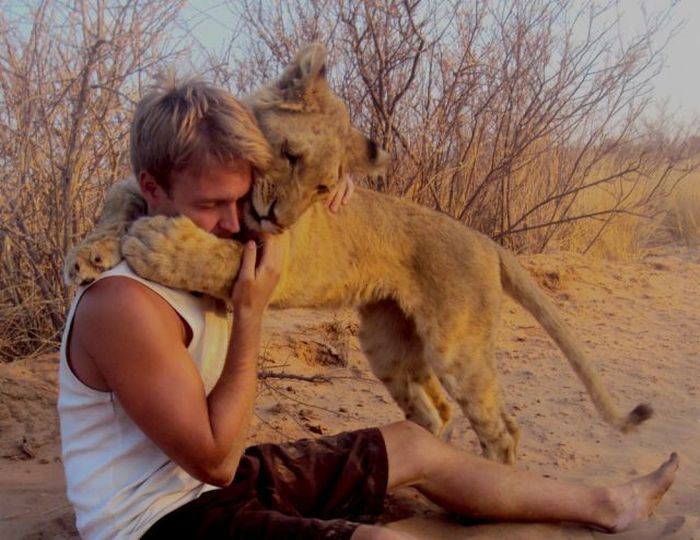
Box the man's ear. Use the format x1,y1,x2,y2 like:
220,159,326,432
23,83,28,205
138,171,167,210
345,128,390,176
274,43,328,111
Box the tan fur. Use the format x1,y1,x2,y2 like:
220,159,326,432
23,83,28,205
64,179,146,285
66,44,651,463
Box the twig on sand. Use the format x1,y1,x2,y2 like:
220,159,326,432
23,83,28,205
258,370,332,383
20,437,35,459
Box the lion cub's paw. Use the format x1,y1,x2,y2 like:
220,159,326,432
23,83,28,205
121,215,201,288
64,235,121,286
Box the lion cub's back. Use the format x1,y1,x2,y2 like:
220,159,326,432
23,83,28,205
348,188,502,296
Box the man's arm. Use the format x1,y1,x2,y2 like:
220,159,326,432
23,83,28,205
71,238,281,486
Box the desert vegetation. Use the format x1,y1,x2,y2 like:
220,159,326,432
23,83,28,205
1,0,698,361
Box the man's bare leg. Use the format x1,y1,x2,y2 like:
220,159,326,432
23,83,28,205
351,525,417,539
379,421,678,532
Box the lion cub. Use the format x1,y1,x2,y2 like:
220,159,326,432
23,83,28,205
65,44,651,463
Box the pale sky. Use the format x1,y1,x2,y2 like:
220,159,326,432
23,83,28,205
182,0,700,119
644,0,700,118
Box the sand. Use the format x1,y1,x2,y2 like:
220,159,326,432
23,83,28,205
1,245,698,539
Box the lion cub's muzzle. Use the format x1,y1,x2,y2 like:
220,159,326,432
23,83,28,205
247,198,284,235
234,199,284,245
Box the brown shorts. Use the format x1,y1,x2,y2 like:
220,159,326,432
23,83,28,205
142,428,388,540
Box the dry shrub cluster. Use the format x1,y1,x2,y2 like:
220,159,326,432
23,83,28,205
0,1,183,360
1,0,699,360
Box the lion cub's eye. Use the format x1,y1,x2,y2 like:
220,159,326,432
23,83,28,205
316,184,330,194
283,150,299,166
282,147,300,167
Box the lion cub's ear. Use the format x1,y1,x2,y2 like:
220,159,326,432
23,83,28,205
346,127,390,176
275,43,328,110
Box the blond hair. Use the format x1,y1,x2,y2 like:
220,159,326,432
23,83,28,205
130,76,272,190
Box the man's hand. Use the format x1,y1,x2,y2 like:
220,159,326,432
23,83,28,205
326,175,355,213
231,235,283,319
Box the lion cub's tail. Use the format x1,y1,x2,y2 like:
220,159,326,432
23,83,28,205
497,246,652,433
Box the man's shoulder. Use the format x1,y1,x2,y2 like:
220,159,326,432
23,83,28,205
75,276,179,335
81,275,161,309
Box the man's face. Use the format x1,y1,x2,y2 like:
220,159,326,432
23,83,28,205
141,160,252,238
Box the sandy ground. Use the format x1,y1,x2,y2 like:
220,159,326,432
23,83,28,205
1,245,698,539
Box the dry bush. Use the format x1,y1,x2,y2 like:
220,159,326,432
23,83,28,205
217,0,699,255
0,1,184,361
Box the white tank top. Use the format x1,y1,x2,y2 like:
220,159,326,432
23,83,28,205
58,261,231,540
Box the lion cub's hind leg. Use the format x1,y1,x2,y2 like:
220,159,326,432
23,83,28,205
436,341,520,464
358,299,453,439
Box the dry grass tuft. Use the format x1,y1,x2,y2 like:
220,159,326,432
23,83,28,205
547,179,657,260
531,157,700,260
662,172,700,246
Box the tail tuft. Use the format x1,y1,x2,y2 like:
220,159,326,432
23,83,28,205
621,403,653,433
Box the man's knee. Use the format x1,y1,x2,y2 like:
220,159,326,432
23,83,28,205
351,524,417,539
380,420,442,490
380,420,434,446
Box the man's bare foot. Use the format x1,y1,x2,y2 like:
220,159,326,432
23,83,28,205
600,452,679,532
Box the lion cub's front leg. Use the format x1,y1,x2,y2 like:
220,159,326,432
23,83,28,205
64,225,125,286
121,215,242,301
64,178,146,286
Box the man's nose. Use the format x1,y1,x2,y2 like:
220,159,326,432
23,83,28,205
218,204,240,234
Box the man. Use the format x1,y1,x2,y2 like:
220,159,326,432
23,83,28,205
59,78,678,540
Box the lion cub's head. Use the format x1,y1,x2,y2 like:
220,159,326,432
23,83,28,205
244,43,389,233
